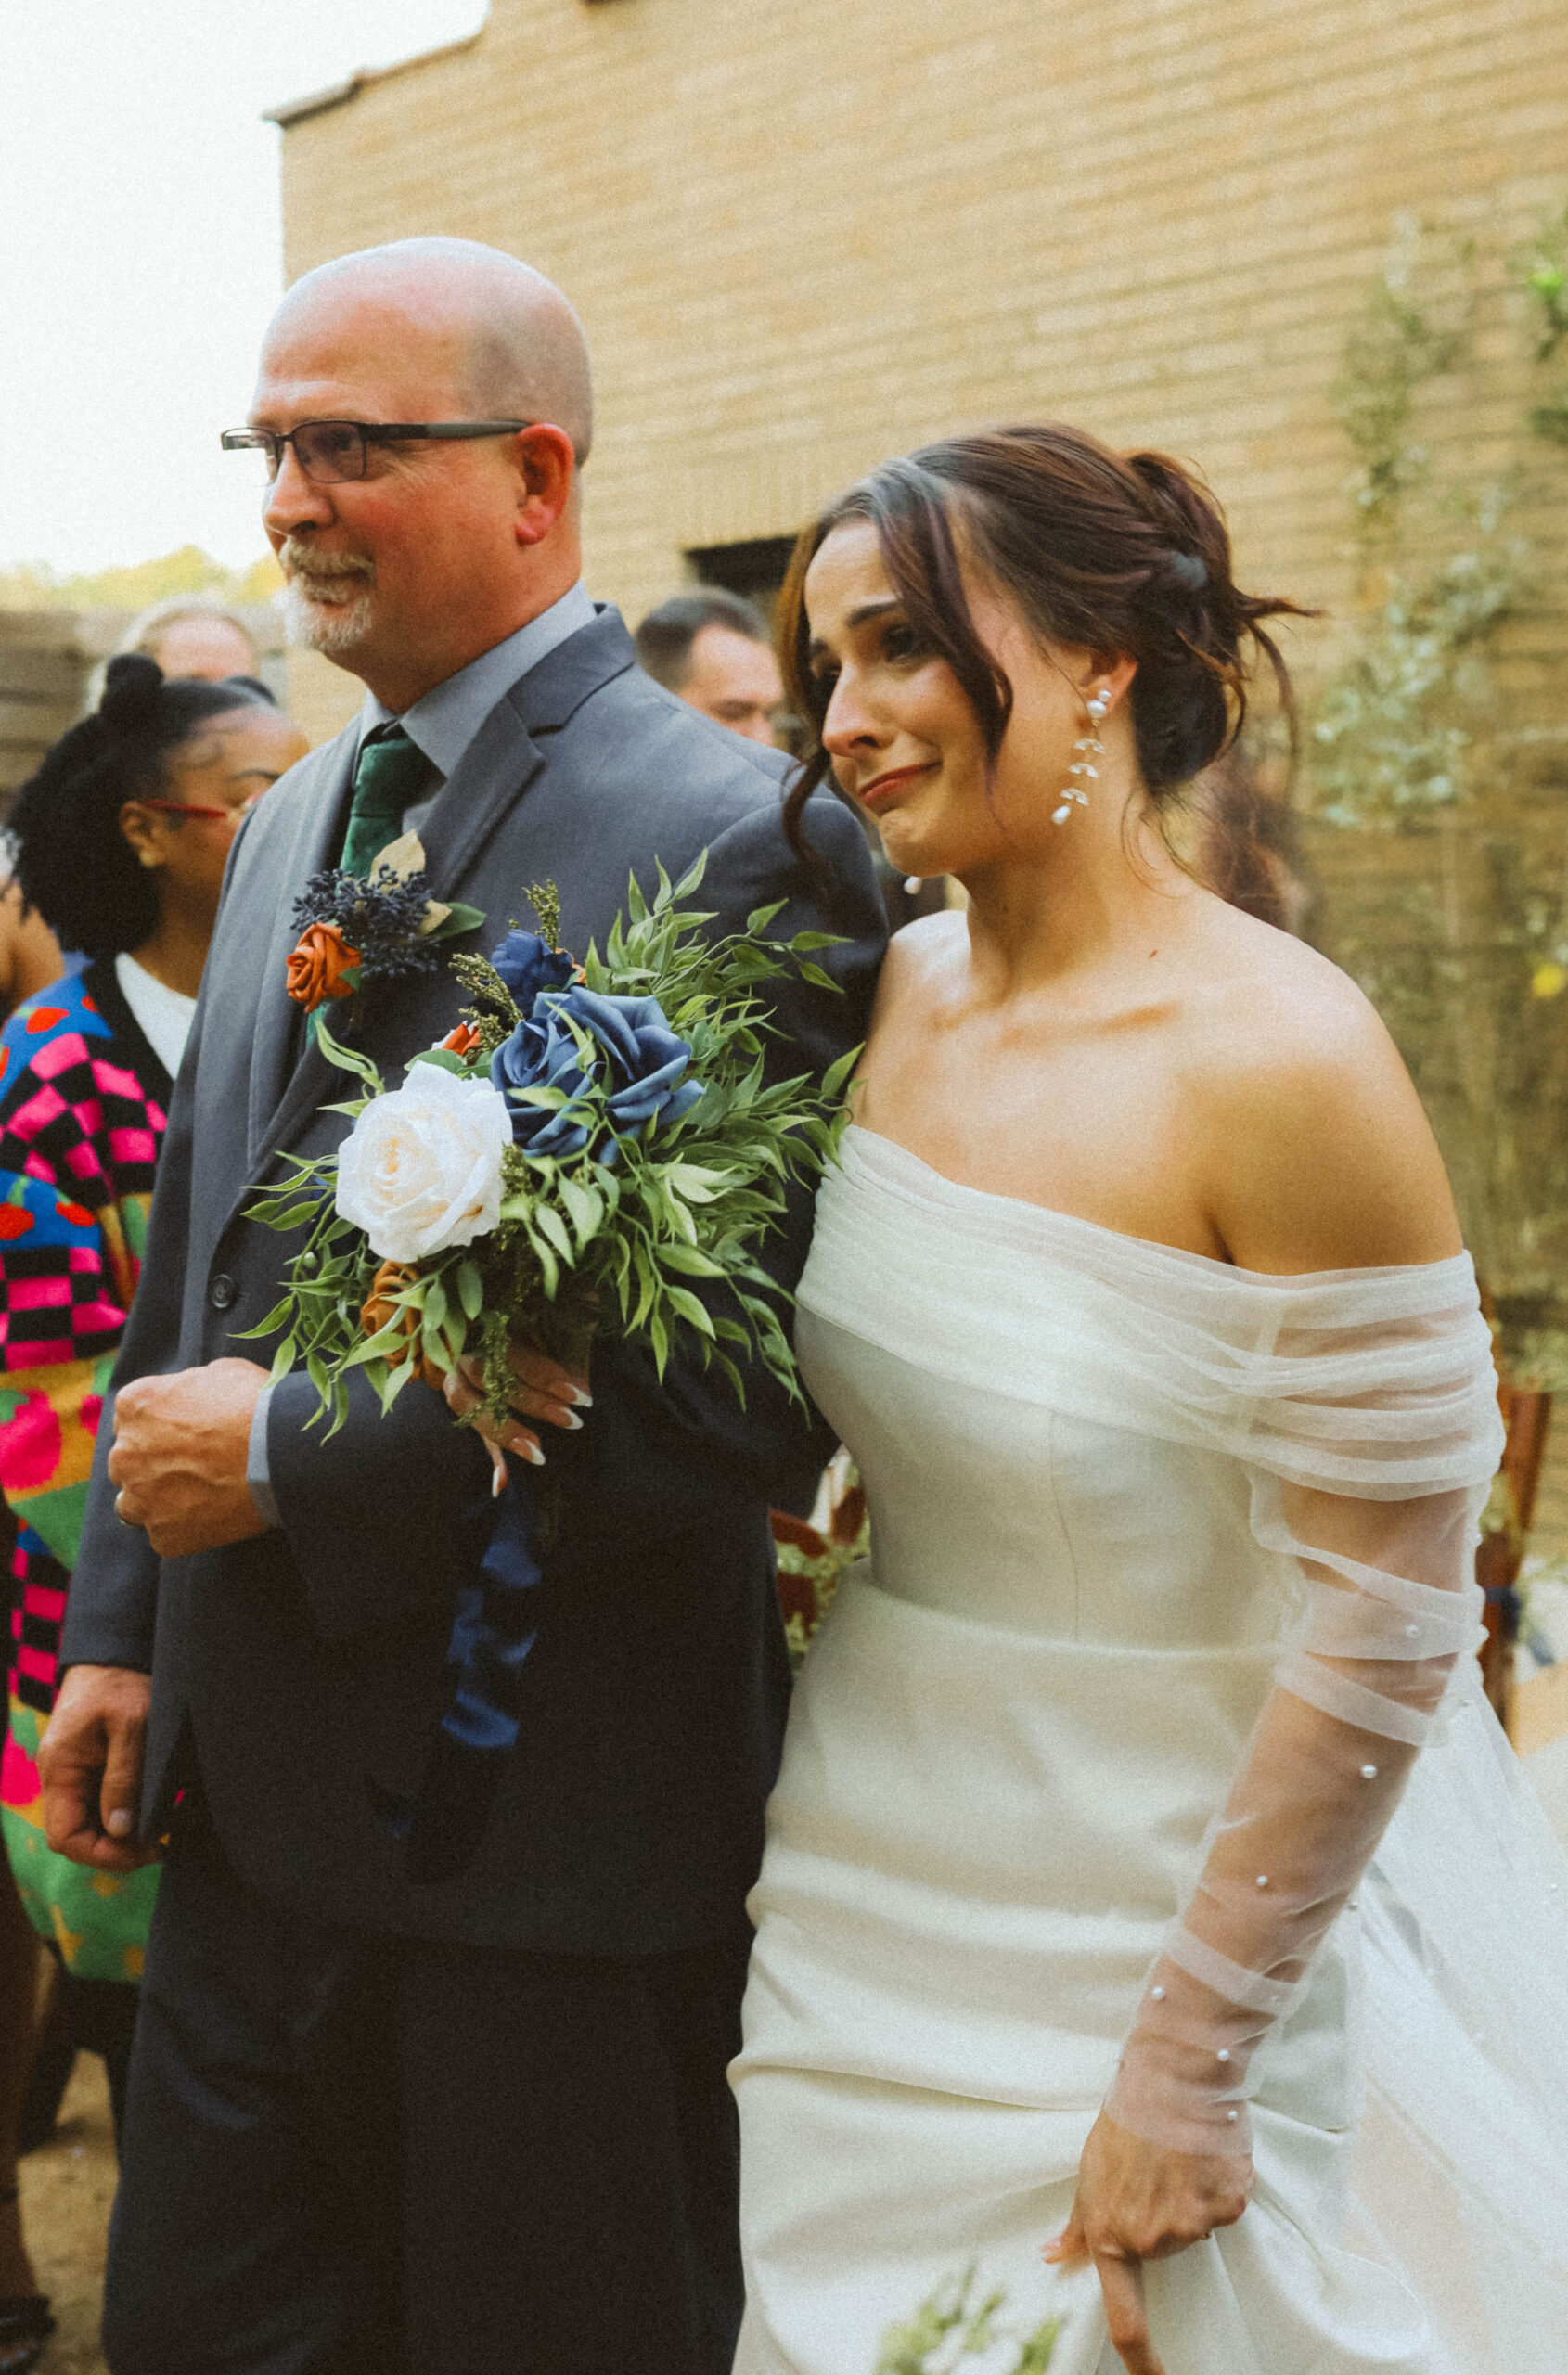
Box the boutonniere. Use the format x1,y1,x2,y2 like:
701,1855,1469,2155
286,834,484,1014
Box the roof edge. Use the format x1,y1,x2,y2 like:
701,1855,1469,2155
263,29,484,129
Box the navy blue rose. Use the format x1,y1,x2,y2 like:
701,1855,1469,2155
490,984,701,1162
489,929,576,1010
489,999,595,1158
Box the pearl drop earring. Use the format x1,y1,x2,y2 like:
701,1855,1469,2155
1052,688,1111,825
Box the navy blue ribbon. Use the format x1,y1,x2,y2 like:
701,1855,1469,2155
369,1463,545,1884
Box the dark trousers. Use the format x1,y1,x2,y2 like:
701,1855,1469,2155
104,1804,752,2375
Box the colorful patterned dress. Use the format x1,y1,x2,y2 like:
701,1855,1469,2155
0,961,171,1979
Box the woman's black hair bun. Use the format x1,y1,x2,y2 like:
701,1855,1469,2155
100,652,166,734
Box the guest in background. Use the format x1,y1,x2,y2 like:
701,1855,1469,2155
0,888,61,1025
0,658,304,2150
635,586,785,744
83,597,263,712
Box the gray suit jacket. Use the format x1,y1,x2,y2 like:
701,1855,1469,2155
63,607,885,1952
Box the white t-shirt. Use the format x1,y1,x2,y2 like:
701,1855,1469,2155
114,952,197,1083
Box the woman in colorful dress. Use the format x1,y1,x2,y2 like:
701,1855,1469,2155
0,657,303,2366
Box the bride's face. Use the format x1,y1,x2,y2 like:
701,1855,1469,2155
804,518,1111,881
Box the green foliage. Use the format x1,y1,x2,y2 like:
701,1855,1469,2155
1304,207,1568,1325
523,879,562,949
877,2269,1059,2375
1307,222,1523,832
243,854,855,1439
1331,217,1466,532
0,544,280,613
1510,1329,1568,1393
1514,204,1568,363
1308,541,1519,827
1510,204,1568,441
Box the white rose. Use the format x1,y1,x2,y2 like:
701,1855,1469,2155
336,1062,511,1264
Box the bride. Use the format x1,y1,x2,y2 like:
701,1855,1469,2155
730,426,1568,2374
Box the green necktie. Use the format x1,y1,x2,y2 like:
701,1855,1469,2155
341,726,431,879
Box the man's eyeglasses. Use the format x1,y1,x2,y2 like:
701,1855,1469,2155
219,419,531,485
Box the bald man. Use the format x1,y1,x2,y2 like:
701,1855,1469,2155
45,238,883,2375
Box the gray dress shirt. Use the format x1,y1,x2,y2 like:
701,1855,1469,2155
246,582,598,1524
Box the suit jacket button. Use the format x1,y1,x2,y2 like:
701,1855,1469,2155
209,1273,238,1312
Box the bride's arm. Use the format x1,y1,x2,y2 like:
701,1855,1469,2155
1050,983,1501,2375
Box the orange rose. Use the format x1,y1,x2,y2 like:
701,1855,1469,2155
439,1021,483,1058
286,921,360,1009
360,1259,448,1389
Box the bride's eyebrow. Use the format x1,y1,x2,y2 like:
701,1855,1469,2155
807,597,906,662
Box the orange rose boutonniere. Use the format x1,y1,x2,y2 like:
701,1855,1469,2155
288,836,485,1018
287,920,360,1011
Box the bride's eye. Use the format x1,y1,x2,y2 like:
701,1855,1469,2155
880,621,927,663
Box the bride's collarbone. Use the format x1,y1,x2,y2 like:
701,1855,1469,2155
851,1075,1226,1260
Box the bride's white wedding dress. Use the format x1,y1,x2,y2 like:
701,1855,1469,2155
732,1126,1568,2374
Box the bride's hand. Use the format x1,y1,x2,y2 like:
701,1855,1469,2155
1044,2110,1250,2375
443,1344,592,1494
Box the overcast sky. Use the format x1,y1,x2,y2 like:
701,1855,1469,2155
1,0,489,577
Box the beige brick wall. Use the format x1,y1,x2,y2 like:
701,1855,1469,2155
274,0,1568,676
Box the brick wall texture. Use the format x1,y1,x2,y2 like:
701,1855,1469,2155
275,0,1568,662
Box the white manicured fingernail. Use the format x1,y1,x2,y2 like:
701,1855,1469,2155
106,1809,132,1838
563,1387,592,1407
520,1439,545,1466
555,1409,583,1431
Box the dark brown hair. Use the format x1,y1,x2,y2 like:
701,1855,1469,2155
634,586,771,691
778,424,1315,874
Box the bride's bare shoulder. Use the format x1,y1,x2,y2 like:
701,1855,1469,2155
1182,902,1463,1271
869,908,967,1010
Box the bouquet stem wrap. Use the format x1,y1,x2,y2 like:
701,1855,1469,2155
372,1462,543,1885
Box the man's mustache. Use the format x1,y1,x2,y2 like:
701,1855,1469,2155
279,539,376,587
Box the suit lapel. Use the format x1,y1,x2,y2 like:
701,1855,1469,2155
418,696,544,905
247,729,356,1174
416,608,638,903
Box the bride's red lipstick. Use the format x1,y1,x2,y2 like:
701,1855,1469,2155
857,764,933,811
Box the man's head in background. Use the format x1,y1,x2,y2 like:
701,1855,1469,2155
83,597,263,712
635,589,784,745
126,599,259,683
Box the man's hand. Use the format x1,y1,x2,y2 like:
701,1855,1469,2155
1044,2110,1250,2375
38,1663,160,1870
108,1355,273,1557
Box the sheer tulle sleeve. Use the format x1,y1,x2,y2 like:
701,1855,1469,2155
1104,1278,1504,2159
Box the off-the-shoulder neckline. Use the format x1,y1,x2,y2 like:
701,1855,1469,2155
842,1125,1476,1290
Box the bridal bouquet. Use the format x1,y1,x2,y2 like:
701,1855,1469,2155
245,851,854,1879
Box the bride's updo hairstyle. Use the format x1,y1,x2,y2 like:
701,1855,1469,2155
778,423,1312,865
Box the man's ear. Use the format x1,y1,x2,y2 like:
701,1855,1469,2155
511,424,578,549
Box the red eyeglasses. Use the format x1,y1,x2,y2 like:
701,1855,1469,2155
139,797,262,823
